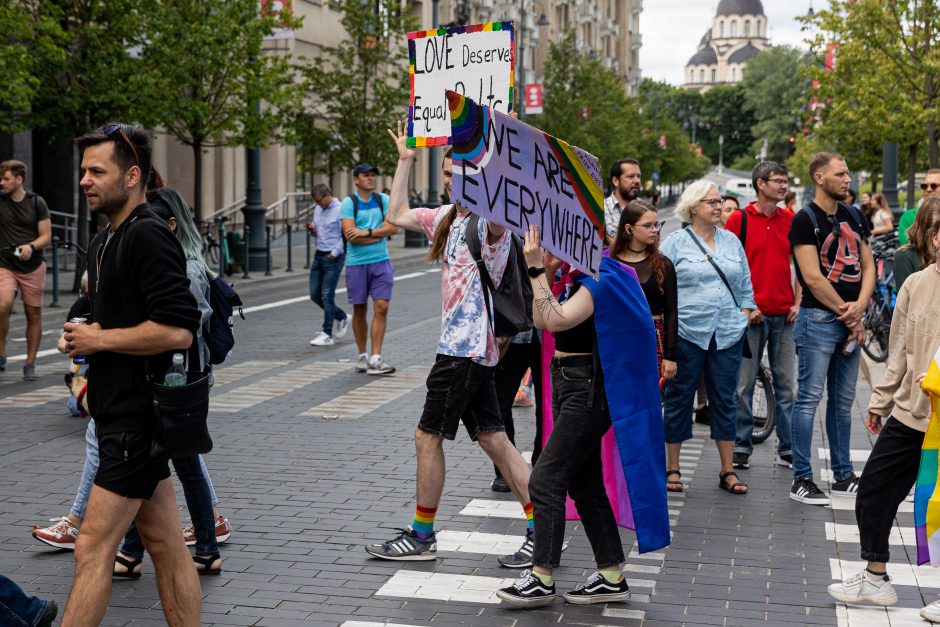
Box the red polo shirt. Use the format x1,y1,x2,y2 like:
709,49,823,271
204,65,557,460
725,202,795,316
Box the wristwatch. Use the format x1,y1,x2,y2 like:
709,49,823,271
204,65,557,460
527,266,546,278
368,228,373,237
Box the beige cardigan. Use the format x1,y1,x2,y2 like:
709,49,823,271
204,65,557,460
869,265,940,432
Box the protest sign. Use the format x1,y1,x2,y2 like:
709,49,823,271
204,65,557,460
447,90,605,276
407,22,514,148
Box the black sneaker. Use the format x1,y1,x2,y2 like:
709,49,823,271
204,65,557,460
832,474,860,497
789,478,830,506
563,571,631,605
37,600,58,627
498,530,534,568
491,476,510,492
496,569,555,607
732,452,750,469
776,453,793,468
365,527,436,561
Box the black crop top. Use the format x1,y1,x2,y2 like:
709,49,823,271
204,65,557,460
622,255,678,362
554,284,596,353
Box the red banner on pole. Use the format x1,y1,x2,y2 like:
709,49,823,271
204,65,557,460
525,83,543,115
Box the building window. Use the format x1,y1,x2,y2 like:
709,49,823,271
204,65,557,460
730,20,737,37
711,69,716,83
744,20,750,37
699,69,705,83
731,67,737,81
690,70,695,82
718,20,724,38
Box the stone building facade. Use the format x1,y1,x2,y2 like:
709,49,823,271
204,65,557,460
683,0,770,92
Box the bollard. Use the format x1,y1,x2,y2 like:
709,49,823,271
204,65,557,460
285,224,293,272
265,225,273,276
63,219,70,272
305,228,311,269
242,225,251,279
217,219,226,278
50,235,60,307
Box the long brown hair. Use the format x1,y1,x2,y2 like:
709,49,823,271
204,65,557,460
426,205,458,262
902,196,940,268
610,199,666,294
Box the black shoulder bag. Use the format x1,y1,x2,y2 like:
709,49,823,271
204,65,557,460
683,227,752,359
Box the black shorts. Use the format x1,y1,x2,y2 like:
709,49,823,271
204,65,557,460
94,431,170,499
418,355,505,441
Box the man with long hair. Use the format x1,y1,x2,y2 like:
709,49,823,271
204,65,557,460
363,121,533,565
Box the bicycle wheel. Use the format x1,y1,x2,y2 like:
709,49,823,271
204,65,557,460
206,241,220,266
862,298,890,363
751,365,776,444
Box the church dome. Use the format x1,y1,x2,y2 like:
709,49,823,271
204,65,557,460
687,46,718,67
716,0,765,17
728,43,761,64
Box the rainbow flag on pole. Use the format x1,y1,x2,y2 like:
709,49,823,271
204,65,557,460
915,345,940,566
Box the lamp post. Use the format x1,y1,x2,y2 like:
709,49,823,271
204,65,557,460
517,2,550,121
718,134,724,174
427,0,441,205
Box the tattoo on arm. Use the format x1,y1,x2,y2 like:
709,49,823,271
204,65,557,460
534,283,565,319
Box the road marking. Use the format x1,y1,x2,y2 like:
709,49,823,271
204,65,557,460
818,448,870,463
836,604,927,627
436,530,527,555
831,559,940,588
0,385,68,408
209,362,350,413
459,498,526,519
602,607,647,620
210,360,289,387
375,570,516,604
829,498,912,513
300,365,429,419
821,468,863,483
826,522,916,547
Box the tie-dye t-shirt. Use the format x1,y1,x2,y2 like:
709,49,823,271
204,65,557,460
415,205,511,366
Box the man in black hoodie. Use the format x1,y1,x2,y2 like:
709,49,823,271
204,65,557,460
60,124,201,626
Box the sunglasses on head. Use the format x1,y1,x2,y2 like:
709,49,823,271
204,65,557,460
922,182,940,191
98,124,140,168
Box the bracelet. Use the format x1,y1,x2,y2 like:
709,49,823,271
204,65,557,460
29,244,36,252
527,266,546,278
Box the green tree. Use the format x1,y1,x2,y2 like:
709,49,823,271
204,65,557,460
302,0,415,177
136,0,306,219
739,46,807,164
0,2,63,131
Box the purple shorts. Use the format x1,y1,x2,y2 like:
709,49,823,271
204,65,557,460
345,259,394,305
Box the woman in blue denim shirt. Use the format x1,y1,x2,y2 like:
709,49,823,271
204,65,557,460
660,181,756,495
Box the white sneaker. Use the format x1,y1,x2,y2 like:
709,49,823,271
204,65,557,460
355,355,369,372
334,317,350,339
367,358,395,375
906,486,915,503
921,599,940,621
827,570,897,606
309,332,334,346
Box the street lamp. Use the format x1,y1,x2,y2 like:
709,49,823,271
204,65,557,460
517,1,550,121
718,134,724,174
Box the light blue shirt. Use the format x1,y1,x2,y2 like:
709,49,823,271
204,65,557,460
340,193,390,267
660,226,756,350
312,198,344,257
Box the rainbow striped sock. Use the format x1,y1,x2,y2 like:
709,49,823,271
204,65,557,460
412,505,437,539
523,502,534,532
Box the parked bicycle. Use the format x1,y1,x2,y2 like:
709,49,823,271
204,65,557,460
862,232,898,363
199,219,231,273
751,354,776,444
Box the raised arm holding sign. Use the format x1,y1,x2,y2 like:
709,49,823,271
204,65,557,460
446,90,605,276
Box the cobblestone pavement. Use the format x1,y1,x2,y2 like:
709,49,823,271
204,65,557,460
0,243,931,626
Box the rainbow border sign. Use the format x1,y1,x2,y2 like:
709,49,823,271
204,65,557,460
447,90,605,276
407,21,514,148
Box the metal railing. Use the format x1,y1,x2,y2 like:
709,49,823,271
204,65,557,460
203,196,247,230
266,192,313,242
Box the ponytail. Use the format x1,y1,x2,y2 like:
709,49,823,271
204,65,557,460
147,166,165,191
425,205,458,263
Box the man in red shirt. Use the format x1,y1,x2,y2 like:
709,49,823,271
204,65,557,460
725,161,801,470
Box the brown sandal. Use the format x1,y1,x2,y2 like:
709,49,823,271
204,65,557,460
666,469,684,492
719,471,748,495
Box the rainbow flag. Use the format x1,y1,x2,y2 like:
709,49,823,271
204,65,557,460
915,345,940,566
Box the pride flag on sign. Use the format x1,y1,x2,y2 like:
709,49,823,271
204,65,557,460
915,345,940,566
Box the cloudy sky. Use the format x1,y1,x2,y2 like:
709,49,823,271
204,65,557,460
640,1,827,85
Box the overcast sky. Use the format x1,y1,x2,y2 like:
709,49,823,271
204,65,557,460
640,1,828,85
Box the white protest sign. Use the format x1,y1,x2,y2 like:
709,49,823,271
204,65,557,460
446,91,605,276
407,21,514,148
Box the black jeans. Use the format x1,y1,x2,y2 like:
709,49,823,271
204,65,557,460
493,334,544,478
529,355,624,570
856,417,923,563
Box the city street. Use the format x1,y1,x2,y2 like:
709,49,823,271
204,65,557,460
0,238,930,627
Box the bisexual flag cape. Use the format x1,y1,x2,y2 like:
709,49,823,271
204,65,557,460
914,345,940,565
540,255,670,554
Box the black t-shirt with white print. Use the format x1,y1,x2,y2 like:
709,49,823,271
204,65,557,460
789,201,870,313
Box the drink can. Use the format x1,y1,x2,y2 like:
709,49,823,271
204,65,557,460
70,317,88,364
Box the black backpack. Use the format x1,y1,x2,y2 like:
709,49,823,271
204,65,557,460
342,193,387,250
465,215,533,338
205,276,244,365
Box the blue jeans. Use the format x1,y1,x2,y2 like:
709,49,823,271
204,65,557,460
0,575,48,627
790,307,861,483
121,456,218,558
663,333,744,443
309,252,347,335
70,421,218,520
734,316,795,456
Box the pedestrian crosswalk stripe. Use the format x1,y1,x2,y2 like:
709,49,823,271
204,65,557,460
436,530,528,555
210,360,288,387
209,362,350,413
603,607,647,620
820,468,863,483
342,622,421,627
829,498,912,513
376,570,517,604
825,522,916,547
831,559,940,588
818,448,870,463
458,498,679,520
836,604,926,627
300,365,429,419
0,385,68,408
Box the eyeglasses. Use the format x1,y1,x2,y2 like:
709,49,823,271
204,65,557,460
766,177,789,185
635,222,659,231
700,199,723,207
98,124,140,168
922,182,940,191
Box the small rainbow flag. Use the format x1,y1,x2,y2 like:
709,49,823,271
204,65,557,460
915,345,940,565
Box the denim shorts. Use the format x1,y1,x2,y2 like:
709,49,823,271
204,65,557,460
418,354,505,441
345,259,394,305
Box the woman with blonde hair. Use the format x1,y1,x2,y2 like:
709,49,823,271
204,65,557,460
660,180,755,494
895,196,940,289
870,193,895,236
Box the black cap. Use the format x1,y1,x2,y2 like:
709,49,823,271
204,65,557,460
353,163,379,176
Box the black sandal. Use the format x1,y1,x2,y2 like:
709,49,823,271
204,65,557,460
666,469,684,492
193,553,222,576
113,554,142,579
719,471,748,495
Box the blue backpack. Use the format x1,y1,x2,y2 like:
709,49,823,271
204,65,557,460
205,276,243,365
